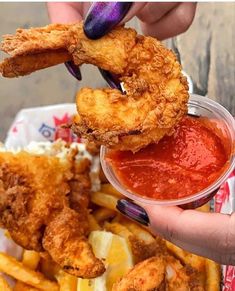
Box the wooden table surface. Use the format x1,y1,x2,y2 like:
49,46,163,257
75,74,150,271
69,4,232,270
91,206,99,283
0,2,234,141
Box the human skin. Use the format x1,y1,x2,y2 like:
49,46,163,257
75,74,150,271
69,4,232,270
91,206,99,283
117,199,235,265
47,2,197,40
46,2,235,266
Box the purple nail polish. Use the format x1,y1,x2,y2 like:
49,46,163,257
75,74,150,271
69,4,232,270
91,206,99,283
84,2,132,40
116,199,150,226
98,68,123,92
65,61,82,81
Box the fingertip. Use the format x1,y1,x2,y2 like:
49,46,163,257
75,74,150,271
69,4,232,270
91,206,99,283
119,2,147,24
47,3,82,24
65,61,82,81
141,204,182,236
83,2,133,39
173,2,197,34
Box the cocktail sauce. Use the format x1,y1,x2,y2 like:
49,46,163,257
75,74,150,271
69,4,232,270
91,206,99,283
106,116,229,200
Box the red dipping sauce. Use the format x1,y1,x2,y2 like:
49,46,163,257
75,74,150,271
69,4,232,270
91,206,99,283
106,116,229,200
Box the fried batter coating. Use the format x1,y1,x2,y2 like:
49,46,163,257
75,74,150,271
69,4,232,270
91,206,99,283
0,151,105,278
0,50,71,77
112,256,166,291
0,22,189,152
72,35,189,152
112,255,202,291
0,23,72,56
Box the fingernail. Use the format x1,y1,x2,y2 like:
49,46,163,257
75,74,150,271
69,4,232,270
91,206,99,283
65,61,82,81
98,68,123,92
116,199,150,226
84,2,132,39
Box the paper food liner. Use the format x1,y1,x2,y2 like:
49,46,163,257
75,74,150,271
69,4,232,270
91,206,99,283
2,103,235,290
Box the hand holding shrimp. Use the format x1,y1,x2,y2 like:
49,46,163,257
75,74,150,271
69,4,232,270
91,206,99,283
0,22,189,152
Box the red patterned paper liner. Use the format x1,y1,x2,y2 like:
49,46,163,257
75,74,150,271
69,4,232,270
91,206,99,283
215,169,235,291
53,114,80,143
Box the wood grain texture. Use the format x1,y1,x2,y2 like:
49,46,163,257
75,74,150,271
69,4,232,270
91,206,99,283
170,3,235,115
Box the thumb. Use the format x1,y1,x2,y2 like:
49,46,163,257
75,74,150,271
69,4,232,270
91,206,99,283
83,2,146,39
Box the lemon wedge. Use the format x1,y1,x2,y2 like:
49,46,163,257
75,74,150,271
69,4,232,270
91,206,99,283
77,231,133,291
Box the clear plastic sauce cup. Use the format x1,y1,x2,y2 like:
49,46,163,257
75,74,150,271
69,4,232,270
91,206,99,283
100,94,235,209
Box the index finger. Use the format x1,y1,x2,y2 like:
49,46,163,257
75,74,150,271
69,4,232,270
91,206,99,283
120,2,147,24
47,2,83,23
144,204,235,265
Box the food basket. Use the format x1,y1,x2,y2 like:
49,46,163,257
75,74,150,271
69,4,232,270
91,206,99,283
1,103,235,290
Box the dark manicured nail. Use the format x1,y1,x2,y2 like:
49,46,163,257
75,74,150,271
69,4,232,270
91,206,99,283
98,68,123,92
65,61,82,81
116,199,150,226
84,2,132,40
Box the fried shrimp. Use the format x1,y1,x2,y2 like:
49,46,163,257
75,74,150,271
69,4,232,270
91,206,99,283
0,22,189,152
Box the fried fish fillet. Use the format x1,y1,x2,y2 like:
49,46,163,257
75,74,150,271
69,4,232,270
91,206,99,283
0,150,105,278
0,22,189,152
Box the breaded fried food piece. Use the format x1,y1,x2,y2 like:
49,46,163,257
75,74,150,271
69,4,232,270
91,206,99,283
112,255,200,291
166,241,207,289
0,22,135,75
0,23,72,77
112,256,166,291
0,50,71,77
0,23,72,56
165,255,191,291
0,151,105,278
0,22,189,152
73,35,189,152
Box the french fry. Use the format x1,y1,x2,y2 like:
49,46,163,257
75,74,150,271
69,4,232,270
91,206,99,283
100,184,123,198
40,258,60,281
104,222,133,240
88,214,101,231
0,275,12,291
14,281,39,291
91,191,118,211
120,219,155,244
55,270,77,291
197,203,211,213
93,207,116,223
14,250,41,290
0,253,58,291
205,259,221,291
22,250,41,270
112,213,122,223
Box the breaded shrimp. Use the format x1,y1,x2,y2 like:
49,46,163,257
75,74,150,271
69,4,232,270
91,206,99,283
0,22,189,152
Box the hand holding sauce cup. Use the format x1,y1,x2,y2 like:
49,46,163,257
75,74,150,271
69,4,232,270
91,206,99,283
101,94,235,209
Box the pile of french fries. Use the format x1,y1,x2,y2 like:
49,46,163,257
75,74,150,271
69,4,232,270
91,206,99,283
0,180,221,290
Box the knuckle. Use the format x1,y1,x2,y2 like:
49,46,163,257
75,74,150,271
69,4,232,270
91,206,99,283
165,222,179,242
212,213,235,265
